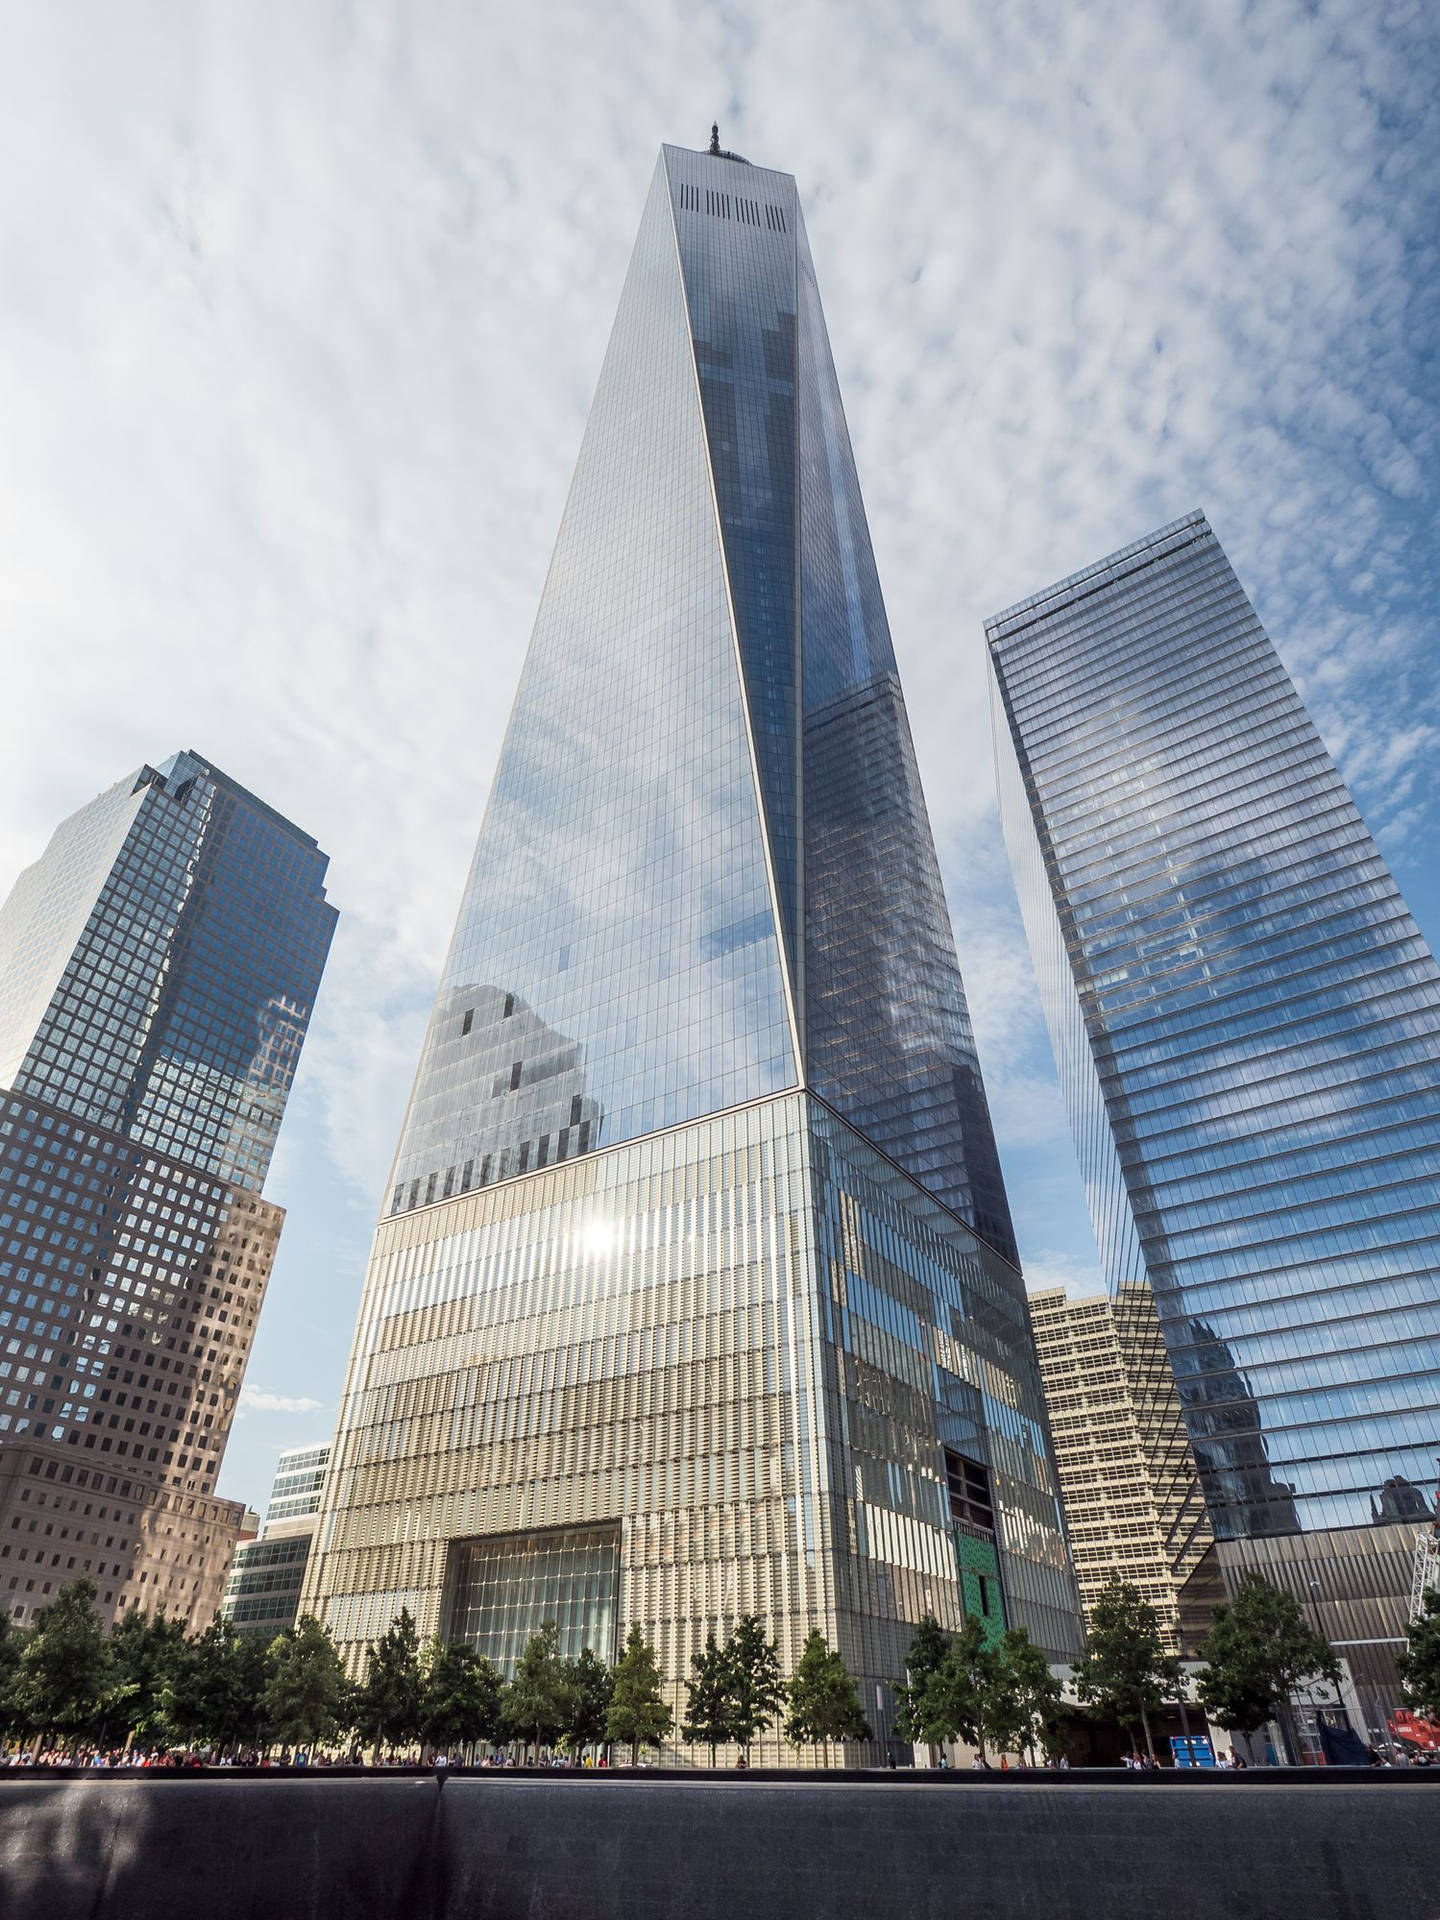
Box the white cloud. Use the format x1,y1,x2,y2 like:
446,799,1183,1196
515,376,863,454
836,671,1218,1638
1022,1251,1108,1301
0,0,1434,1504
237,1386,324,1418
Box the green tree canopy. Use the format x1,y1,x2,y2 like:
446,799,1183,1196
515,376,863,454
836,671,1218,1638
916,1613,1001,1762
164,1616,270,1755
1397,1590,1440,1722
893,1613,949,1752
14,1577,112,1752
607,1625,672,1765
562,1646,614,1754
503,1621,573,1758
98,1607,189,1751
355,1608,424,1758
784,1629,871,1762
1196,1573,1339,1748
723,1614,786,1761
263,1614,349,1752
0,1610,27,1741
994,1627,1065,1764
1073,1580,1180,1761
419,1638,503,1756
681,1630,735,1766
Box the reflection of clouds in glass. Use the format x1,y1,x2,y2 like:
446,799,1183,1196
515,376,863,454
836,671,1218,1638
387,159,795,1209
991,513,1440,1537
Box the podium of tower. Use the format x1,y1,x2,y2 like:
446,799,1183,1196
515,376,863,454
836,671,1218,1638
302,140,1079,1753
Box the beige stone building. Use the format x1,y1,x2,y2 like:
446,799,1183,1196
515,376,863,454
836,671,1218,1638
1029,1284,1211,1647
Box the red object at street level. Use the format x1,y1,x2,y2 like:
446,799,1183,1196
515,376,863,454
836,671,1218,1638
1387,1710,1440,1753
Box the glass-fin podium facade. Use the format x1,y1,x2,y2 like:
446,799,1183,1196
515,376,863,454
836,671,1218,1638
305,145,1077,1749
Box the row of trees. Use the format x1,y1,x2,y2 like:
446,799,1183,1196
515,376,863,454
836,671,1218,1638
0,1579,870,1765
894,1615,1063,1764
1061,1574,1342,1762
0,1581,661,1763
8,1570,1435,1765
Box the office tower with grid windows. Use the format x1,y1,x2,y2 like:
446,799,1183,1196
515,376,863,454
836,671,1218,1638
1028,1284,1211,1647
223,1442,330,1638
302,140,1078,1755
0,751,336,1630
987,511,1440,1710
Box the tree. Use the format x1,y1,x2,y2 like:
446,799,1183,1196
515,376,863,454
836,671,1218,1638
682,1630,735,1766
355,1608,424,1761
0,1611,27,1742
916,1614,1001,1762
503,1621,572,1760
264,1615,349,1753
99,1607,188,1752
784,1629,871,1764
994,1627,1065,1765
723,1614,786,1762
607,1625,673,1766
1397,1590,1440,1721
419,1638,503,1758
562,1646,614,1756
14,1577,112,1755
1073,1580,1179,1762
164,1617,269,1756
893,1613,950,1759
1196,1574,1339,1760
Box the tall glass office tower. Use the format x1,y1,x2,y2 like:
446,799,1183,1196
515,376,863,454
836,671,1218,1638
0,751,336,1629
304,141,1077,1751
987,511,1440,1711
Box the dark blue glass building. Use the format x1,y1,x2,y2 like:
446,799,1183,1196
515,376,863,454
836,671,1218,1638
0,751,335,1627
306,142,1078,1747
988,511,1440,1712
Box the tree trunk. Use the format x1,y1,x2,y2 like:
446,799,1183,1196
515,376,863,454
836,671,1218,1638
1140,1702,1155,1764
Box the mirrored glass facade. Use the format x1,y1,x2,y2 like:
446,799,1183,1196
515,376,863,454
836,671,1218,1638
0,754,335,1628
307,142,1078,1750
0,751,336,1192
988,512,1440,1547
386,146,1014,1261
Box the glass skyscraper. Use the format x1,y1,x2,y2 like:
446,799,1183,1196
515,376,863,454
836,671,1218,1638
0,750,335,1629
304,140,1077,1754
987,511,1440,1710
223,1442,330,1639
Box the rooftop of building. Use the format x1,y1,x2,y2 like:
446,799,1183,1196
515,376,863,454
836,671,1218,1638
984,508,1211,640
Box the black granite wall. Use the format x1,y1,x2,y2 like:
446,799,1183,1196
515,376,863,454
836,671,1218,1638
2,1773,1437,1920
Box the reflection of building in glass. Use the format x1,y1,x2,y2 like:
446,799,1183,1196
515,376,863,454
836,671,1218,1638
304,141,1079,1756
988,511,1440,1704
1173,1320,1300,1538
1030,1285,1212,1648
0,752,336,1629
390,985,602,1211
223,1443,331,1638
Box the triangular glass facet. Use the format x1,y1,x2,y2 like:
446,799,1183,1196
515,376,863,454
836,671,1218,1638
385,160,796,1211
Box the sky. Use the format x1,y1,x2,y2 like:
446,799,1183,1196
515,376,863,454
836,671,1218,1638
0,0,1436,1513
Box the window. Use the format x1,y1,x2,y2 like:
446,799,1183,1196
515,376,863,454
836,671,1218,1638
944,1449,995,1533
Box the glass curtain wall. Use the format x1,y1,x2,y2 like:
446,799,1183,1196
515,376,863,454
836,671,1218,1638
987,511,1440,1542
